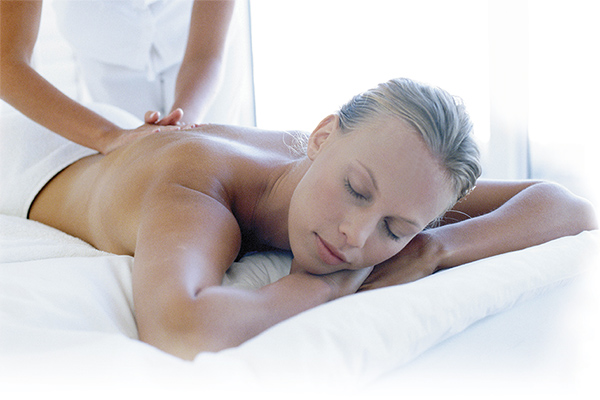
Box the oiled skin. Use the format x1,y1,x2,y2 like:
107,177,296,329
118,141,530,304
30,124,298,256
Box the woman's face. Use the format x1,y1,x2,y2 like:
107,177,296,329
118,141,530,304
288,114,454,274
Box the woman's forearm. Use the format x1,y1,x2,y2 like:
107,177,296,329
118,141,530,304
433,181,597,270
139,269,369,360
193,273,334,351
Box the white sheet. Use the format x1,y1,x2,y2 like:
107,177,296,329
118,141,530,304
1,214,598,399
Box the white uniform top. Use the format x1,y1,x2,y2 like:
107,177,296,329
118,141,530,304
51,0,255,126
53,0,194,80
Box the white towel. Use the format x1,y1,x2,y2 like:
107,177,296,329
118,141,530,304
0,104,140,218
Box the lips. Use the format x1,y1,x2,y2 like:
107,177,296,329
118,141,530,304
315,234,347,266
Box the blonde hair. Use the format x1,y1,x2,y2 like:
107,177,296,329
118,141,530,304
336,78,481,202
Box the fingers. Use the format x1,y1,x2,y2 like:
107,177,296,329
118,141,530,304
149,125,183,135
144,111,161,124
144,109,185,126
157,108,184,126
142,108,201,137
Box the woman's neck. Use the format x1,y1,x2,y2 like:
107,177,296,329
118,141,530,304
251,157,311,250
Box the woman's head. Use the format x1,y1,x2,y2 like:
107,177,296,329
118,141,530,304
336,77,481,203
287,77,481,274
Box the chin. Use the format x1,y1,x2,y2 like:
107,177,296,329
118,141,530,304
309,264,342,276
297,259,327,275
290,234,346,275
291,253,334,275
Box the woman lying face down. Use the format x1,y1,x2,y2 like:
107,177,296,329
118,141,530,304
289,79,479,276
289,114,453,274
28,78,596,358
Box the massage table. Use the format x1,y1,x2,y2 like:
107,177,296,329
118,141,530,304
1,213,598,399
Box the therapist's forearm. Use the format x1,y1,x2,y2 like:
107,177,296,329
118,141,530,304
0,60,120,152
432,181,597,270
171,56,223,123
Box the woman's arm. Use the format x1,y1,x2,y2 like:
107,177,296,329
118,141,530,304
170,0,236,122
361,179,597,290
133,181,368,359
0,1,179,154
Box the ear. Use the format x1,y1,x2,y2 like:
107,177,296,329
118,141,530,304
307,114,339,160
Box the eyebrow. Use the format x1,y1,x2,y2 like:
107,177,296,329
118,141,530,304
355,161,421,230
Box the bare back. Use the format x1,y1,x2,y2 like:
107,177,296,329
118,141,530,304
29,124,302,256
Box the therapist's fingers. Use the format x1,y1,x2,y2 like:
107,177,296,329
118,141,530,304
144,111,161,125
143,109,184,126
156,108,184,126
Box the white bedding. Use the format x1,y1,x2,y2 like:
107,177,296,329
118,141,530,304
1,214,598,399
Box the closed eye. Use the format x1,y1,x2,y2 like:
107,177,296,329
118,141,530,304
344,178,368,201
383,219,401,241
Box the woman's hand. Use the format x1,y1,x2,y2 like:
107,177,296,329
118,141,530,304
358,231,445,292
290,259,373,299
321,266,374,298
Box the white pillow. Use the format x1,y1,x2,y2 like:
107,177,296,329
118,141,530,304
1,215,597,391
192,230,599,389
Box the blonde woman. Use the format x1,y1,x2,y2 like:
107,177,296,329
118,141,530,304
1,78,595,359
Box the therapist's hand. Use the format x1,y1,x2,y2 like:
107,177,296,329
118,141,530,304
100,109,187,154
145,108,185,126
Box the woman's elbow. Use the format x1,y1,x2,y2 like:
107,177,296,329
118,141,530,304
137,316,232,361
539,181,598,233
136,290,248,360
574,196,598,232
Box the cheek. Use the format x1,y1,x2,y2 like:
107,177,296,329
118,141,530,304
288,174,345,261
300,174,341,222
314,182,339,212
287,175,328,248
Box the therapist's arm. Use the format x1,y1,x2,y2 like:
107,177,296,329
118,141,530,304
0,1,180,154
170,0,236,123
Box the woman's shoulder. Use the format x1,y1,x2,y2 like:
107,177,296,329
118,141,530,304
116,125,294,198
126,124,301,161
146,125,299,170
187,123,308,157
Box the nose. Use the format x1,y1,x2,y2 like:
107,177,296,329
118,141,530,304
339,211,377,249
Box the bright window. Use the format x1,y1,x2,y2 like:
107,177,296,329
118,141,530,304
250,0,598,204
250,0,490,144
528,0,600,203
